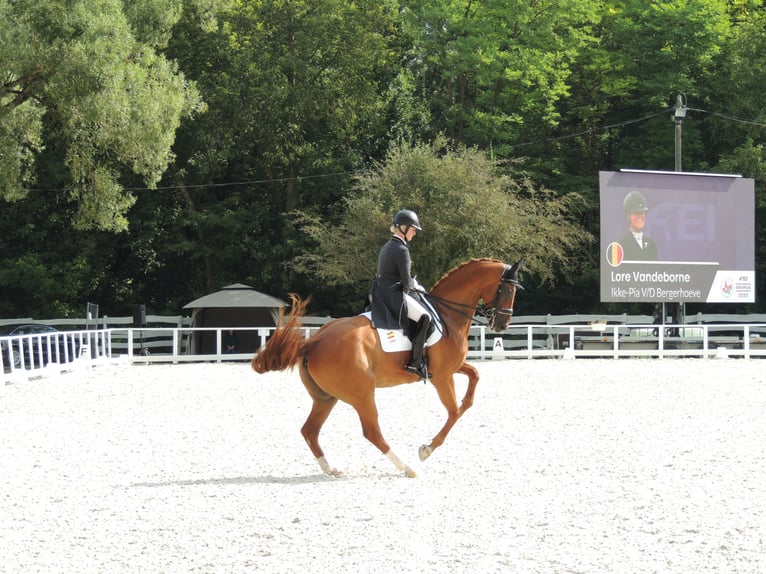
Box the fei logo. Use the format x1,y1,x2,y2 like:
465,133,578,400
720,277,734,297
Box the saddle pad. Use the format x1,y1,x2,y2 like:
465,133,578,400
360,312,443,353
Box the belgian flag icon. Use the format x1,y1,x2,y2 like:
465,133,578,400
606,242,624,266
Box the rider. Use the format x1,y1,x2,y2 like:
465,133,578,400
370,209,433,380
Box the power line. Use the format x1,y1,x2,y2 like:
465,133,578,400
509,107,675,149
124,170,363,191
29,170,362,193
687,107,766,127
507,104,766,149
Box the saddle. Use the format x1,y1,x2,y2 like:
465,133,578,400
360,309,443,353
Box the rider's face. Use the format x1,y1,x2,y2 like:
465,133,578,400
406,227,417,241
627,211,646,232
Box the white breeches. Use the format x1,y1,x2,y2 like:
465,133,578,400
404,292,429,322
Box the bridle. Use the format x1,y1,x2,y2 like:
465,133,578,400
477,264,524,329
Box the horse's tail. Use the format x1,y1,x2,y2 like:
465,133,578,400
251,293,310,374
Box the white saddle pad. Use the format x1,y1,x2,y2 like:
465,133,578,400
361,312,443,353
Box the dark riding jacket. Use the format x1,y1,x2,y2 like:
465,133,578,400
370,235,417,330
619,230,658,261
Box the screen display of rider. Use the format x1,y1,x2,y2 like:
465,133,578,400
619,190,658,261
369,209,433,380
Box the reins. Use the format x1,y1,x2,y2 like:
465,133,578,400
420,291,477,327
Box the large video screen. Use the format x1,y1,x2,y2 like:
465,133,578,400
600,170,755,303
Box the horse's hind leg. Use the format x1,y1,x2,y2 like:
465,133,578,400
299,360,341,476
301,396,341,476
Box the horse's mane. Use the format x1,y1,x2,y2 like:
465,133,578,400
430,258,503,291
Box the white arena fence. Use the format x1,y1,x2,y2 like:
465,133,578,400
4,313,766,382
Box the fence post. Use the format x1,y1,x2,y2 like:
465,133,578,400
492,337,504,360
172,329,179,363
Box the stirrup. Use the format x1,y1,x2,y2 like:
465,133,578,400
405,363,432,380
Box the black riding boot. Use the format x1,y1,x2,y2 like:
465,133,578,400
405,315,433,380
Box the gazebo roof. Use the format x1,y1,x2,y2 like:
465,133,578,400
183,283,287,309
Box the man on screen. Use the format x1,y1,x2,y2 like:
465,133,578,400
619,190,658,261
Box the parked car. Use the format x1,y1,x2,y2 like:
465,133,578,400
0,323,80,370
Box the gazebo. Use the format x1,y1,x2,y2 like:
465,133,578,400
183,283,287,354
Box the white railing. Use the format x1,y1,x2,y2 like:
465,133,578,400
471,323,766,359
1,329,113,381
5,322,766,382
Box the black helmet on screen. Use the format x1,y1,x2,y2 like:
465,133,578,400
623,191,648,214
393,209,422,230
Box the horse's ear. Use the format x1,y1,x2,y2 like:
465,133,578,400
506,258,524,289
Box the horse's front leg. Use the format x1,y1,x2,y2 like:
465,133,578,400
418,374,462,462
457,361,480,415
354,395,417,477
418,364,480,461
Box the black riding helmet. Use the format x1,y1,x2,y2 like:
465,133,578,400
393,209,422,231
623,190,648,214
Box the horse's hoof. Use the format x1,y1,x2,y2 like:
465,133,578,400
404,466,417,478
317,456,342,477
418,444,432,461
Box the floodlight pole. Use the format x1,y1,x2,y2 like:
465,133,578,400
674,94,686,171
670,94,688,328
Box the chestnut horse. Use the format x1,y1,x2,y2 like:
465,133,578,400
251,258,523,477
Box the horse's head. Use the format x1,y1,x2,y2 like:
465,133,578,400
484,258,524,332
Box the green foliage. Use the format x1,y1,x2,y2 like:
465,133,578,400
0,103,42,199
715,139,766,318
4,0,766,319
169,0,395,202
402,0,600,151
0,0,205,231
292,138,592,301
150,0,402,305
704,10,766,158
602,0,729,102
0,254,59,316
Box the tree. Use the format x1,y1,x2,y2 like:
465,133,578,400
159,0,400,297
292,138,592,315
7,0,766,320
0,0,207,231
401,0,600,153
704,8,766,163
